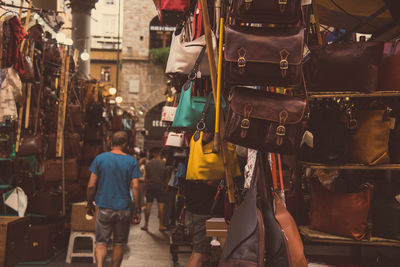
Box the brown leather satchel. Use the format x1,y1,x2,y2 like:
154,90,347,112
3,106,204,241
47,133,82,159
379,39,400,91
309,180,373,240
18,134,43,156
44,158,79,181
306,41,384,92
349,109,390,165
224,87,306,154
230,0,301,25
224,25,304,87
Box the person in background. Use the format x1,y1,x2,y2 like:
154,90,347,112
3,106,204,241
132,157,147,224
141,149,168,231
86,131,142,267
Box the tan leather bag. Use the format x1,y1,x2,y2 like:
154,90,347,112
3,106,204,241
349,109,390,165
310,180,373,240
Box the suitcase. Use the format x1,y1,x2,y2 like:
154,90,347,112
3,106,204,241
28,190,62,216
25,224,55,262
0,216,30,267
44,158,79,181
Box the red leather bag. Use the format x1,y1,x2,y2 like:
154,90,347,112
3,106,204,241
379,40,400,91
155,0,191,24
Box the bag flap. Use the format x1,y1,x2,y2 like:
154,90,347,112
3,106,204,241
225,25,304,65
221,187,258,259
230,87,306,124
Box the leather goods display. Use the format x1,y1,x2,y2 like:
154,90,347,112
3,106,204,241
26,224,55,262
306,41,384,92
165,27,217,76
154,0,191,24
372,197,400,241
379,39,400,90
220,152,289,267
165,132,185,147
18,134,43,156
349,109,390,165
47,133,81,159
309,180,373,240
186,130,241,180
82,143,103,161
68,104,83,127
84,124,104,143
224,25,304,87
224,86,306,154
230,0,302,25
28,190,62,216
44,158,79,181
172,83,225,130
161,106,177,122
19,55,34,82
389,108,400,163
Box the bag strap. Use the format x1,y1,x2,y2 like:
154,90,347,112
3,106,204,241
196,92,213,131
189,45,207,80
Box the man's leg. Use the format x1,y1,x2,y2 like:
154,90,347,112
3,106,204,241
111,245,124,267
95,244,107,267
158,202,167,230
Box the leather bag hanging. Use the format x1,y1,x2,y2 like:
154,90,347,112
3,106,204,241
165,26,217,76
172,47,225,130
224,86,306,154
306,41,384,92
18,134,43,156
165,132,185,147
379,39,400,91
161,106,177,122
310,179,373,240
349,109,390,165
155,0,191,25
229,0,302,25
220,152,289,267
224,25,304,87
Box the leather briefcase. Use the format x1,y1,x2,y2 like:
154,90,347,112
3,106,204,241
18,134,43,156
44,158,79,181
310,179,373,240
230,0,302,25
224,25,304,87
379,39,400,91
224,87,306,154
306,41,384,92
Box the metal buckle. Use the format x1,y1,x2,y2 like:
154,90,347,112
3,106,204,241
196,121,206,131
276,125,286,136
238,57,246,68
241,119,250,129
280,59,288,70
279,0,287,5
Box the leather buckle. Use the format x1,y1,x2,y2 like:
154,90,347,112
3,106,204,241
241,119,250,129
245,0,253,9
279,0,287,12
196,121,206,131
280,59,288,70
276,125,286,136
237,48,247,74
238,57,246,68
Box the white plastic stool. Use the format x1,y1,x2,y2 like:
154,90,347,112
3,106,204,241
66,231,96,264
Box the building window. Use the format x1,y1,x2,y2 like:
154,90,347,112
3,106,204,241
103,15,117,35
105,0,115,5
100,67,111,82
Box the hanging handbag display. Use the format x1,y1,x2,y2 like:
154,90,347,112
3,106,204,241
18,134,43,156
220,152,289,267
172,48,225,130
224,25,304,87
379,39,400,91
306,41,384,92
186,95,241,180
224,86,306,154
154,0,191,25
165,132,185,147
161,106,177,122
309,179,373,240
44,158,79,181
165,26,217,76
349,109,391,165
229,0,302,25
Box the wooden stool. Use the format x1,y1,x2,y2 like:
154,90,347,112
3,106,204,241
65,231,96,264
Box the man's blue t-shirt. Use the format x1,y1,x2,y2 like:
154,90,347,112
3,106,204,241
89,152,142,210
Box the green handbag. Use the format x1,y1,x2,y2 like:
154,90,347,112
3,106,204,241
172,80,226,131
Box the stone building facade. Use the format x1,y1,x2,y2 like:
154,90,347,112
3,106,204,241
121,0,168,149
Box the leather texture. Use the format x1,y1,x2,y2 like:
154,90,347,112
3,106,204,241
224,87,306,154
307,41,384,92
44,159,79,181
160,0,190,11
224,25,304,87
47,133,82,159
18,135,43,156
165,28,217,75
82,143,103,161
172,81,225,130
310,180,373,240
274,193,308,267
349,110,390,165
379,40,400,91
186,130,241,180
230,0,301,25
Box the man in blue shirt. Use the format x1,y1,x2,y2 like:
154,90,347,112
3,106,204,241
87,131,142,267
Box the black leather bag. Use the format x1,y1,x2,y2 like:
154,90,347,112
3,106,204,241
224,86,307,154
220,152,289,267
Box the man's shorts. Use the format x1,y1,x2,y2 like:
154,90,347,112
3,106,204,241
146,184,166,203
185,210,212,254
96,208,131,245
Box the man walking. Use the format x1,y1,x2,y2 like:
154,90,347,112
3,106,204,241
141,150,168,231
87,131,142,267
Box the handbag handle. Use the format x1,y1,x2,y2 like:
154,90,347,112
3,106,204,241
188,45,207,80
196,92,213,131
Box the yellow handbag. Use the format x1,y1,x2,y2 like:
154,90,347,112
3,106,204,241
186,131,242,180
